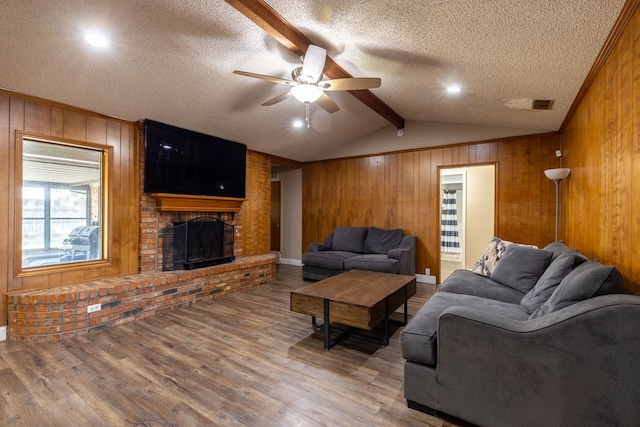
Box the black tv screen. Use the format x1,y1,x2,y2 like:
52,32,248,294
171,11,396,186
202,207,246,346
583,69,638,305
143,120,246,198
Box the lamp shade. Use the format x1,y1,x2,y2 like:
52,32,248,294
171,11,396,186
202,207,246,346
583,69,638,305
290,84,323,103
544,168,570,181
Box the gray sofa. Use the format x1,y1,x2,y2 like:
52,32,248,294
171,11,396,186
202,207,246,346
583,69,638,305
400,239,640,427
302,226,416,281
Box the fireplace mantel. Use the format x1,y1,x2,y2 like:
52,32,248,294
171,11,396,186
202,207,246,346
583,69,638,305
150,193,245,212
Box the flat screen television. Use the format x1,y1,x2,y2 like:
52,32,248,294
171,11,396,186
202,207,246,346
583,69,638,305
143,119,246,198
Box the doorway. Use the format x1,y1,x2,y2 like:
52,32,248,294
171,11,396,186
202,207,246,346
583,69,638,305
439,164,495,282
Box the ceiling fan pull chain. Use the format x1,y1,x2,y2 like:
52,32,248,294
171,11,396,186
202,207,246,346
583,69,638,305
305,102,310,128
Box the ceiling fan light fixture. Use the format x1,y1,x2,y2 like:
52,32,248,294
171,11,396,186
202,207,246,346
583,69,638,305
290,84,323,104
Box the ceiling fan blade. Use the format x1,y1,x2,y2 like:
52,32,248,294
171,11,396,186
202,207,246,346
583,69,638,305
233,70,296,85
301,45,326,82
321,77,381,91
316,93,339,113
261,91,291,106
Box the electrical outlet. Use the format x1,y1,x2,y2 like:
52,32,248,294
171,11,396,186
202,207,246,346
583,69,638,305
425,268,430,276
87,303,101,313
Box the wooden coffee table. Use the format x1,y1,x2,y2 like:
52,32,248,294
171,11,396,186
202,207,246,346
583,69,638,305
290,270,417,350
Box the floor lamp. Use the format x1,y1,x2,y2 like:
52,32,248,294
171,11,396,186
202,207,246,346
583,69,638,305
544,168,571,241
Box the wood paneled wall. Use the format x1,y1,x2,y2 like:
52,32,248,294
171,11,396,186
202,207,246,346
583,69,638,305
563,5,640,293
0,92,275,326
241,150,272,256
302,134,562,280
0,90,139,324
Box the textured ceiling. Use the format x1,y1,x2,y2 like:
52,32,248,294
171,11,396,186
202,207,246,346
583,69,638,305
0,1,627,161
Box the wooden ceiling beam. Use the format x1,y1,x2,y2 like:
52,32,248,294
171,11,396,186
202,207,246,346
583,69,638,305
225,0,406,130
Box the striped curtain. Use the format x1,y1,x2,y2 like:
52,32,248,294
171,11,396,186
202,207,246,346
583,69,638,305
441,190,462,253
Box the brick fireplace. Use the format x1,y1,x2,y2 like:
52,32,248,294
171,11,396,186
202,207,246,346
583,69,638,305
139,195,241,273
5,136,276,342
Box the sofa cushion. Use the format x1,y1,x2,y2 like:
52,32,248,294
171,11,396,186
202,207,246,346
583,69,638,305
471,237,513,277
489,245,552,293
331,226,368,253
520,249,588,314
542,241,571,261
344,254,399,273
529,260,626,319
439,269,526,304
400,293,529,365
364,227,404,254
301,250,357,270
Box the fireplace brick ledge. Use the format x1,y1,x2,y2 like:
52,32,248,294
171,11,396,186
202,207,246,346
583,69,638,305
5,254,276,341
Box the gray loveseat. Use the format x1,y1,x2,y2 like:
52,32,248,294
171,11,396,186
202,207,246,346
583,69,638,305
302,226,416,281
400,239,640,427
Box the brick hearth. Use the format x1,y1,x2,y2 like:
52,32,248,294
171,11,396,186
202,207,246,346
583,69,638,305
6,254,276,341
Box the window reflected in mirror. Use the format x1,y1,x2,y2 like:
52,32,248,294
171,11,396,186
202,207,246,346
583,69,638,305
19,136,106,269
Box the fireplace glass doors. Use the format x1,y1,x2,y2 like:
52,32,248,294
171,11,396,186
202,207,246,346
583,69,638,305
162,216,235,271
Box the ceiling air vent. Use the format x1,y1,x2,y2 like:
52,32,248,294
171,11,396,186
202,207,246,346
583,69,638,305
531,99,554,110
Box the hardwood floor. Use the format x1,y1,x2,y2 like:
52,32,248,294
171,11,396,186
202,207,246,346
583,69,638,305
0,265,463,426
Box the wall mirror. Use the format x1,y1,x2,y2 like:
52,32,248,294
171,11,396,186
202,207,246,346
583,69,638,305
16,133,109,273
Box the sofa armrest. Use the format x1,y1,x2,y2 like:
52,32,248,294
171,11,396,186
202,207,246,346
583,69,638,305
308,232,334,252
434,294,640,426
388,235,416,275
309,243,331,252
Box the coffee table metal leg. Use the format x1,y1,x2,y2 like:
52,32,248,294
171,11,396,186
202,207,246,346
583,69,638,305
324,298,330,350
404,284,408,325
383,298,389,345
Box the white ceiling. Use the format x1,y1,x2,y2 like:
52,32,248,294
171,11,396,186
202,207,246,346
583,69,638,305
0,1,626,162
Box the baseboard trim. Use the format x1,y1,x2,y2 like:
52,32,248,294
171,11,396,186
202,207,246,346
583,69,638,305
415,274,437,284
270,251,281,263
0,326,6,342
280,258,303,267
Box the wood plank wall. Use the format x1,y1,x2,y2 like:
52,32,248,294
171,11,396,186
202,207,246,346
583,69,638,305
302,134,562,280
0,92,275,326
0,90,139,324
563,5,640,293
240,150,272,256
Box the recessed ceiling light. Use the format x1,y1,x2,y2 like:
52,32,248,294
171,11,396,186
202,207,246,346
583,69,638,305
85,31,109,48
446,85,462,94
292,119,304,128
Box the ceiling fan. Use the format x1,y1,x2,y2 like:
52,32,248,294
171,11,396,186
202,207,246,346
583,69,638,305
233,45,381,126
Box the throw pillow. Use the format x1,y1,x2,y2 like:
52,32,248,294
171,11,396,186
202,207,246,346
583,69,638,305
489,245,553,293
520,249,581,314
471,237,513,277
542,241,571,261
529,260,625,319
331,226,369,253
364,227,404,254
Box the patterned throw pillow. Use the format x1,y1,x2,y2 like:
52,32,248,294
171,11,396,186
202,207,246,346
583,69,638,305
471,237,513,277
